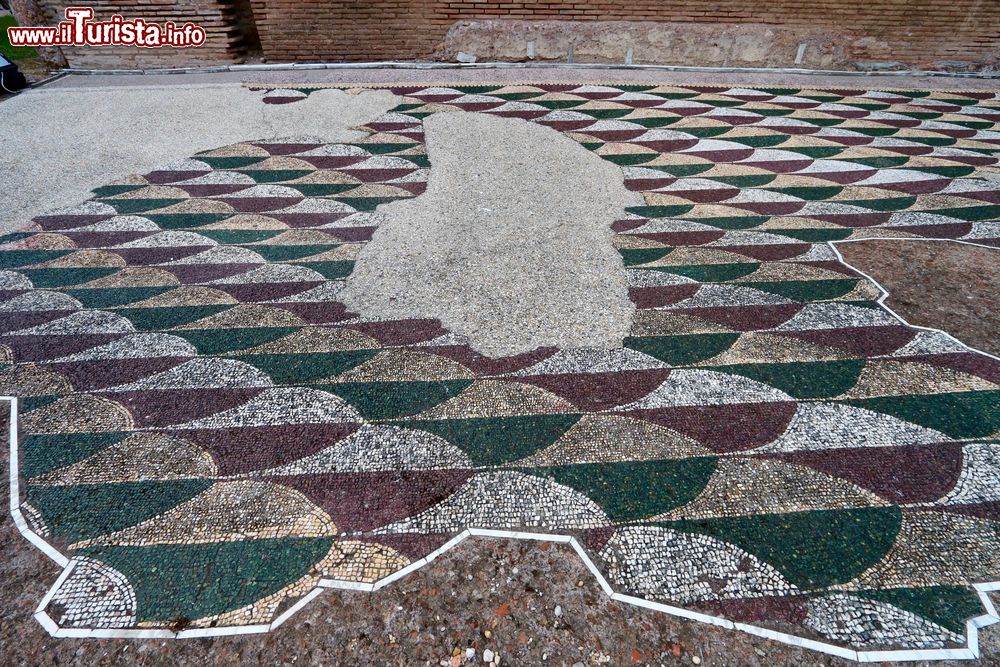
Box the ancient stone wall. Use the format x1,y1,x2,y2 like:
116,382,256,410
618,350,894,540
13,0,1000,70
250,0,999,69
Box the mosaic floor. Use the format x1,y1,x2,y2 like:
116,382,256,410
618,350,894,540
4,83,1000,659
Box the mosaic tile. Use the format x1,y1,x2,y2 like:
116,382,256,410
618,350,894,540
5,83,1000,656
601,525,797,603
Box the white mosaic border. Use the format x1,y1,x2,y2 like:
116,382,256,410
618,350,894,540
3,239,999,659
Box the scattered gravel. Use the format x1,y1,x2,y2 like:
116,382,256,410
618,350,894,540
1,85,398,233
341,110,640,357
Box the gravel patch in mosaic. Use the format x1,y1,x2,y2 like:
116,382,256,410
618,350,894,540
2,86,400,233
341,111,641,357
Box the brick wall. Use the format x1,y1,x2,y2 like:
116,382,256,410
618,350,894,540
250,0,999,68
17,0,1000,69
29,0,246,68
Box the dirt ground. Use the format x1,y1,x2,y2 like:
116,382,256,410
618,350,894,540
4,505,999,667
2,237,999,665
839,240,999,357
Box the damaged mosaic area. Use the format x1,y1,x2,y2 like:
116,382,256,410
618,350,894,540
3,83,1000,655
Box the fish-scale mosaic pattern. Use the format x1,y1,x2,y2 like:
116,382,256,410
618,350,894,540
4,84,1000,656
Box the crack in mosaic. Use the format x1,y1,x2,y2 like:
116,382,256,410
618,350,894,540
3,83,1000,658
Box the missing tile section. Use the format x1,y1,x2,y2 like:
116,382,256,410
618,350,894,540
341,111,642,357
836,239,1000,356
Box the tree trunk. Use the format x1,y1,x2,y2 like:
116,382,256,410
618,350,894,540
7,0,68,68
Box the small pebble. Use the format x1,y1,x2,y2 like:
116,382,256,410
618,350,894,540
483,648,495,663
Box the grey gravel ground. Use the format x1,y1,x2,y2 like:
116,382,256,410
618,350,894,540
0,85,399,233
342,111,640,356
